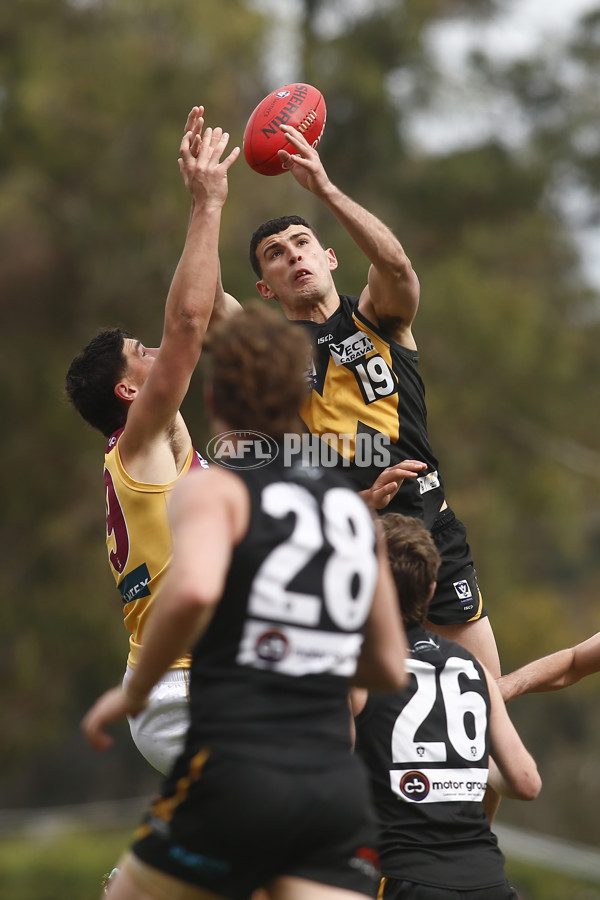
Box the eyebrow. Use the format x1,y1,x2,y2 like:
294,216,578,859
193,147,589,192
262,231,311,258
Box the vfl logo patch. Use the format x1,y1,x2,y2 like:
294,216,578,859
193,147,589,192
417,470,441,494
329,331,375,365
453,580,472,603
119,562,151,605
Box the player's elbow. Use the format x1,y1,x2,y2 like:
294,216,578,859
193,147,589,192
175,576,221,612
512,766,542,802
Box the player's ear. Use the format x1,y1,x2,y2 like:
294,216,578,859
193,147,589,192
114,381,138,403
256,279,275,300
326,248,338,271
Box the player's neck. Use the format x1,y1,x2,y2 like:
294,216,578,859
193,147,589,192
282,291,340,324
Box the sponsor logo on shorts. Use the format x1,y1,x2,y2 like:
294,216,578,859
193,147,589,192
453,579,473,603
168,844,231,876
329,331,375,365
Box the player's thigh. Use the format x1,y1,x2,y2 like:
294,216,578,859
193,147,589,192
269,875,374,900
426,616,501,678
107,852,224,900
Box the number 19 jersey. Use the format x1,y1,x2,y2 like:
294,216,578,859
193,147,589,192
298,295,443,528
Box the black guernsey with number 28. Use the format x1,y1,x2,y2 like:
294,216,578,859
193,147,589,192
130,457,383,899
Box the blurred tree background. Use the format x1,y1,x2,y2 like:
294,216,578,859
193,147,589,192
3,0,600,851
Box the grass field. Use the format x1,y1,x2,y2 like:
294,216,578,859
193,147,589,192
1,827,599,900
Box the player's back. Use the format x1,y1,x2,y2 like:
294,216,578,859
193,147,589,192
187,456,378,766
355,627,507,891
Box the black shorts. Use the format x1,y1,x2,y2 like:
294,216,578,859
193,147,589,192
426,508,487,626
379,875,518,900
131,747,380,900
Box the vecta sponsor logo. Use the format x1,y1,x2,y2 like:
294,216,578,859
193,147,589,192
206,431,279,469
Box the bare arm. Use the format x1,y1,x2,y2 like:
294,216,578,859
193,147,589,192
120,114,240,460
210,260,243,327
484,667,541,801
81,467,250,751
352,525,407,691
498,632,600,702
278,123,419,346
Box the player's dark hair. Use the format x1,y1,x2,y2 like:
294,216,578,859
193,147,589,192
206,302,310,440
65,328,130,438
381,513,441,629
249,215,325,278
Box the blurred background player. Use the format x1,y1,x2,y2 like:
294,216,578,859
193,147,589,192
82,304,409,900
65,108,239,774
353,513,541,900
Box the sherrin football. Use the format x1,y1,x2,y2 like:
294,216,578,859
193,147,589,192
243,83,327,176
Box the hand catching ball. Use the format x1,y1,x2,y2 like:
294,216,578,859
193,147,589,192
243,83,326,176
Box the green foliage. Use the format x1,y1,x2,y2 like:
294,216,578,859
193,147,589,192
3,0,600,854
0,828,133,900
0,826,598,900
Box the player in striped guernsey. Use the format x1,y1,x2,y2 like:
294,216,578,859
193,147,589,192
247,124,501,693
353,513,540,900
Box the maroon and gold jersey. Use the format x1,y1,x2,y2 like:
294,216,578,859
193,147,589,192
104,429,208,668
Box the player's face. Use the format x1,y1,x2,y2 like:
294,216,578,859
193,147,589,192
122,338,159,387
255,225,338,309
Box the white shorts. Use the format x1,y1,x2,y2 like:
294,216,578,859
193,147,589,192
122,666,191,775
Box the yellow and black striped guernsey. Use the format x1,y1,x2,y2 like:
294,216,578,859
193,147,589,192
298,294,444,528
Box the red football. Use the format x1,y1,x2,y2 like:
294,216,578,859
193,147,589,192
243,83,327,176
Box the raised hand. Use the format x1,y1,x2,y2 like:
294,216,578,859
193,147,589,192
360,460,427,510
179,119,240,208
277,123,331,194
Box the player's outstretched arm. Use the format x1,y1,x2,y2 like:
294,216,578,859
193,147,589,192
498,631,600,702
485,668,541,802
121,115,240,455
277,123,419,344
